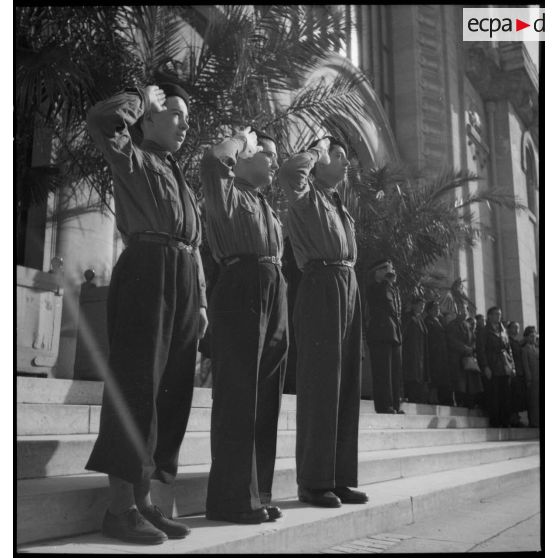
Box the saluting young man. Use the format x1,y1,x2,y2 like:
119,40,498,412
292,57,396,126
201,127,288,524
85,84,208,544
278,136,368,508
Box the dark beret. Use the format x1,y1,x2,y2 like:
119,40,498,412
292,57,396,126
369,258,392,272
159,82,190,108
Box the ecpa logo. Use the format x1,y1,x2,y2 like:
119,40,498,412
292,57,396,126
463,7,545,42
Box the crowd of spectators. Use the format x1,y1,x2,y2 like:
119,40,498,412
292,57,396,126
399,303,539,427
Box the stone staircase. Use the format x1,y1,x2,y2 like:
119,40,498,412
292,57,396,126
16,377,540,552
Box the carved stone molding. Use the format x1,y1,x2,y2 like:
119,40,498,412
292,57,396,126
465,42,539,133
416,5,447,168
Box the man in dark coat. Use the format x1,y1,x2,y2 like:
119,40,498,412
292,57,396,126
424,301,451,405
446,308,483,409
476,307,515,426
365,259,404,414
402,295,430,403
85,84,208,544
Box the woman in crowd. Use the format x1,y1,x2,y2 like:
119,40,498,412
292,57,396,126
507,321,527,427
446,306,483,409
476,307,515,427
402,295,430,403
522,326,539,428
424,301,451,406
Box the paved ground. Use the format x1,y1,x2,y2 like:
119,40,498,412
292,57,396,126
320,479,541,553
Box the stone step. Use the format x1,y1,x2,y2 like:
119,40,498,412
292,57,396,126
17,377,485,417
17,427,538,480
16,402,490,436
17,453,540,551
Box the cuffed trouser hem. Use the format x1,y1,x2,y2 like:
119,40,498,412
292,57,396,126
259,492,272,506
206,499,265,514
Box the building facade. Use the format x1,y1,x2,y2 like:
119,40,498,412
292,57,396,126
16,5,539,380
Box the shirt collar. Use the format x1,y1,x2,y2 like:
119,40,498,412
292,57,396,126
234,176,260,193
313,177,338,197
140,139,171,158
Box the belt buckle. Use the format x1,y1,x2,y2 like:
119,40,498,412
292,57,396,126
176,241,192,253
270,256,277,264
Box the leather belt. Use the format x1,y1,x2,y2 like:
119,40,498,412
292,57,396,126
305,259,355,270
221,255,282,267
130,232,194,253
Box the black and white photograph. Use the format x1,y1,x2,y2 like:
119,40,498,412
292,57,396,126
15,4,542,553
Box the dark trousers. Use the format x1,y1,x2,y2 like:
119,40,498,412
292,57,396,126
206,261,288,513
294,266,362,490
438,385,454,406
367,341,401,412
86,242,200,485
405,380,429,404
489,375,512,427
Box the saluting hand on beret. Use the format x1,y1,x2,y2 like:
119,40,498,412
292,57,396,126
144,85,167,115
234,125,263,159
309,137,331,166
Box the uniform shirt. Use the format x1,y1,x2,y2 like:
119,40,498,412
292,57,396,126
277,150,357,270
200,138,283,261
86,89,207,307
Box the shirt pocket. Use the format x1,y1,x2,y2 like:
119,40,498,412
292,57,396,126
322,201,340,230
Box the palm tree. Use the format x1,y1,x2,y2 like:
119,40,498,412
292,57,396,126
15,5,142,255
344,164,527,302
15,5,369,237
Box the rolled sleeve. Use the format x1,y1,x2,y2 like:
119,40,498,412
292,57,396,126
86,89,146,169
277,151,319,204
200,137,245,215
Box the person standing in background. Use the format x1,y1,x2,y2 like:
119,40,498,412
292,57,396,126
424,301,451,406
522,326,540,428
446,307,478,409
476,307,515,427
475,314,486,332
507,321,527,426
402,295,429,404
365,259,404,414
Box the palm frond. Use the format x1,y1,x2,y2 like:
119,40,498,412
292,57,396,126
455,187,527,211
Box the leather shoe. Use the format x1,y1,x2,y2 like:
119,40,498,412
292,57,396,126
101,508,167,545
298,487,341,508
265,506,282,521
206,507,269,524
332,487,369,504
140,505,190,539
396,409,405,414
